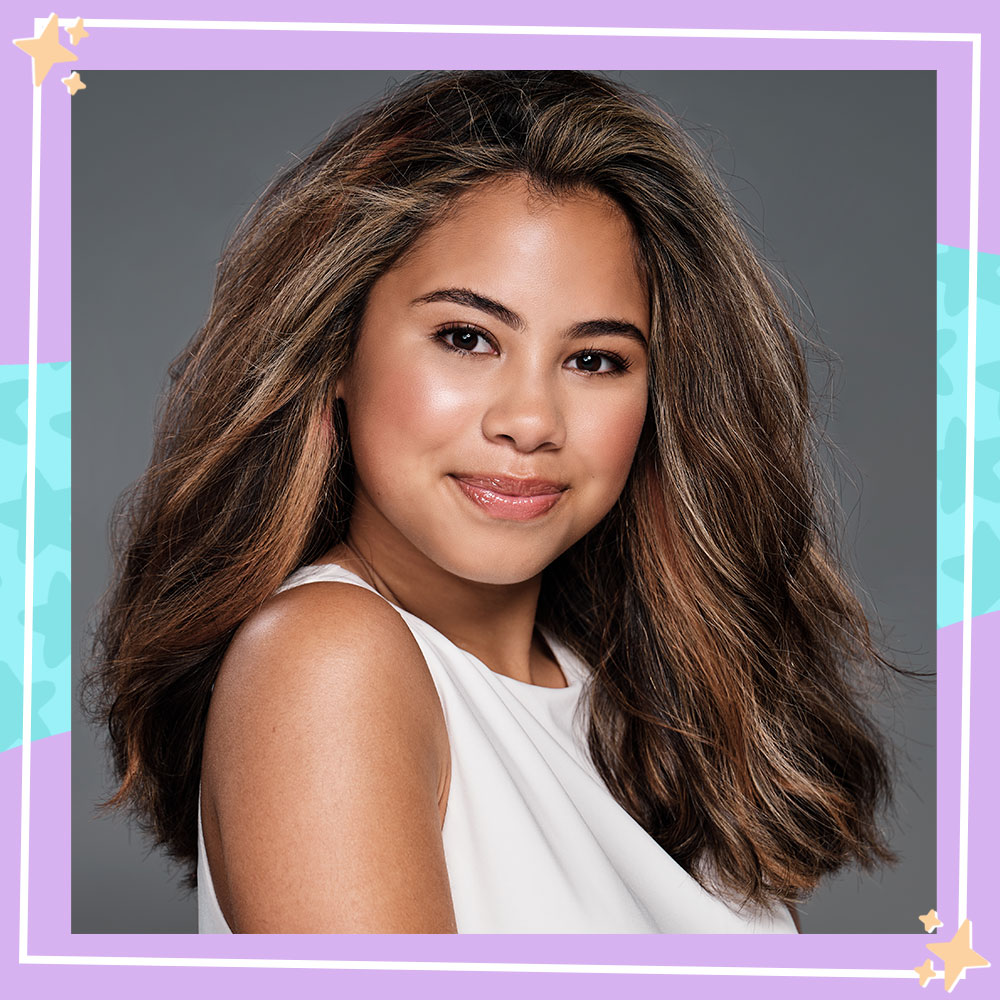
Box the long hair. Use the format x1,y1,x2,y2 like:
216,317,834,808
86,70,895,907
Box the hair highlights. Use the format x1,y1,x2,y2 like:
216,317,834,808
86,71,895,907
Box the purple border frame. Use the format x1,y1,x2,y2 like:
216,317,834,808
2,2,996,997
0,15,991,366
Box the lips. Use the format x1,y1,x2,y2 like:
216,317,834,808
450,474,567,521
454,475,566,496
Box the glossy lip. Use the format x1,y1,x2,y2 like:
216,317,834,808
450,474,568,521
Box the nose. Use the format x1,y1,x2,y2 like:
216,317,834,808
481,366,566,453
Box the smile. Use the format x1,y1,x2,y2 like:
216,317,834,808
450,475,567,521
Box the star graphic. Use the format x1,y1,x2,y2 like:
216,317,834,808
919,908,944,932
60,70,85,95
49,409,70,439
937,417,966,515
980,254,1000,306
936,426,1000,514
975,436,1000,503
0,376,28,445
926,918,990,992
13,13,78,87
981,361,1000,423
0,660,55,750
0,469,71,561
914,959,937,988
938,245,971,318
937,327,957,396
65,17,88,45
18,571,70,669
942,521,1000,616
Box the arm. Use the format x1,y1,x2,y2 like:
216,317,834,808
201,582,455,933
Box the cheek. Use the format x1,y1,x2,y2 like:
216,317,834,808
346,350,482,475
572,389,648,485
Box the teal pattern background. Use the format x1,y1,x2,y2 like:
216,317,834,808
0,361,70,749
937,246,1000,625
0,245,996,750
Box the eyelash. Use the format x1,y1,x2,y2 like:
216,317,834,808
434,324,632,376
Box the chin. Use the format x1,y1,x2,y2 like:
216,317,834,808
429,540,561,587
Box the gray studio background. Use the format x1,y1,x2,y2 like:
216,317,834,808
72,71,936,934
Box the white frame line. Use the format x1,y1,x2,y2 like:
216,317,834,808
19,78,42,964
61,20,980,42
957,24,981,932
17,19,981,979
18,955,915,977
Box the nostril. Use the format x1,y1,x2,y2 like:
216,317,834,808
480,380,567,454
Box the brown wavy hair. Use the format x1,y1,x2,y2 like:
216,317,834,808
86,70,896,908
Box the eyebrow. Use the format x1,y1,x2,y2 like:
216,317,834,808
411,287,649,349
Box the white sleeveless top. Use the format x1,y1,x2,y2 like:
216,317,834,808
198,563,795,933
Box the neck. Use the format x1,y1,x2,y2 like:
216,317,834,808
321,494,562,686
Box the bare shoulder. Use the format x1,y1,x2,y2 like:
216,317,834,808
228,577,421,669
201,580,454,933
207,580,449,769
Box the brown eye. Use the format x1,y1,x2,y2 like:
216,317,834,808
566,350,629,376
453,329,480,349
436,326,496,355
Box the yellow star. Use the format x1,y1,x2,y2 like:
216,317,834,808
919,908,944,932
914,959,937,988
65,17,89,45
926,918,990,992
61,71,85,96
13,13,78,87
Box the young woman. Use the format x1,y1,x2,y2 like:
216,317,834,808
89,70,895,934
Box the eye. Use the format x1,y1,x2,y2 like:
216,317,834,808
565,350,630,376
435,325,497,355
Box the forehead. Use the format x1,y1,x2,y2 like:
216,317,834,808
415,175,641,258
379,176,649,320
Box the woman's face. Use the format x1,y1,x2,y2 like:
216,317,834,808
338,176,650,585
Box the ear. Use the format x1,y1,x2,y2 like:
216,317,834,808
334,361,354,406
